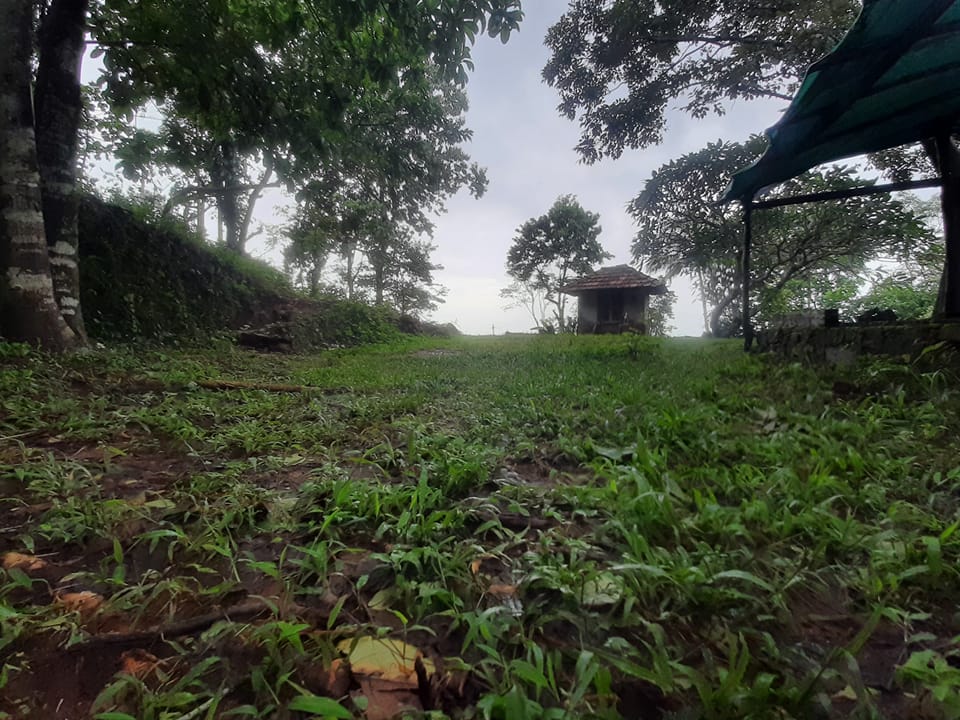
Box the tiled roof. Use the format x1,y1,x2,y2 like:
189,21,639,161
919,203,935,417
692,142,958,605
560,265,668,295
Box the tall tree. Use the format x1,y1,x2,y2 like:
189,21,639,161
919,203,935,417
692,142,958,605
632,138,934,335
505,195,610,332
287,70,485,310
371,235,446,318
283,204,343,298
0,0,81,351
35,0,90,338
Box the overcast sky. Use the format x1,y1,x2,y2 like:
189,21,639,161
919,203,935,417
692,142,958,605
404,4,787,336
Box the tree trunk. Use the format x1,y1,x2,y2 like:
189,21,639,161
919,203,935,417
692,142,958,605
344,241,356,299
554,269,567,332
34,0,89,342
0,0,79,351
307,248,326,297
196,195,206,236
214,140,243,253
367,235,388,305
709,288,739,338
697,270,711,333
237,156,273,253
374,263,385,305
220,188,241,253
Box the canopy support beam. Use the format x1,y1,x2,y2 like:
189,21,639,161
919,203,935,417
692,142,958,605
752,177,943,210
937,134,960,317
742,202,753,351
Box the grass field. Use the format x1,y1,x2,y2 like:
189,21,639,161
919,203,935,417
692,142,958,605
1,335,959,719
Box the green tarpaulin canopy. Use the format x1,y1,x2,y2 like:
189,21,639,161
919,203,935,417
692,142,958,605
724,0,960,203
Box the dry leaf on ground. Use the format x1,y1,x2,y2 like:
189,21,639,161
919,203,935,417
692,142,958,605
55,591,104,617
300,658,351,698
337,636,434,684
2,552,48,572
354,677,422,720
338,637,435,720
120,649,160,679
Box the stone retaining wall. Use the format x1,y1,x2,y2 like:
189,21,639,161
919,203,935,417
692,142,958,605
756,321,960,364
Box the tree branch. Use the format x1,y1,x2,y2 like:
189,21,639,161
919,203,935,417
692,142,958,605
160,181,281,218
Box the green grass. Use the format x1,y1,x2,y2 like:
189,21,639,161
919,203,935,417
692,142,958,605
1,336,958,719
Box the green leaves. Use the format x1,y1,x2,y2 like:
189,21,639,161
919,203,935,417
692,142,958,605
504,195,611,332
544,0,859,162
88,0,521,266
287,695,352,718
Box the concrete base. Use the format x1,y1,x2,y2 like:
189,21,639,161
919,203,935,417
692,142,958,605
755,320,960,364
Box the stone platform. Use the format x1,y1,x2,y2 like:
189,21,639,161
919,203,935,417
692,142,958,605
755,320,960,364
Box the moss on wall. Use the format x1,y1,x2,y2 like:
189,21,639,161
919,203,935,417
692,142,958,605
78,196,289,343
76,197,441,349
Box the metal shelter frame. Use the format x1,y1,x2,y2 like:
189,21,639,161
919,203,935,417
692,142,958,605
725,1,960,350
739,133,960,351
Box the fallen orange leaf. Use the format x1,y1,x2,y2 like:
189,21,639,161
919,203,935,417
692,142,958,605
355,676,423,720
56,591,104,617
2,552,48,572
120,649,159,679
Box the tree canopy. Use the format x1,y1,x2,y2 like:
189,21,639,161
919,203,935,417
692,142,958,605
88,0,518,253
504,195,610,332
284,70,482,313
543,0,859,163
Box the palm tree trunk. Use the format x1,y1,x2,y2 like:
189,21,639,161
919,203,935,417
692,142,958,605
0,0,79,351
35,0,89,341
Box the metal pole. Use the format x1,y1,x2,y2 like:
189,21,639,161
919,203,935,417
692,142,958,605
937,134,960,318
742,201,753,351
751,177,942,210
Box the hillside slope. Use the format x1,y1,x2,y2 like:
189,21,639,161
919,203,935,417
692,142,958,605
77,197,413,348
78,197,289,342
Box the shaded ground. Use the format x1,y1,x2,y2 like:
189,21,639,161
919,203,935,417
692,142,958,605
1,336,959,719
